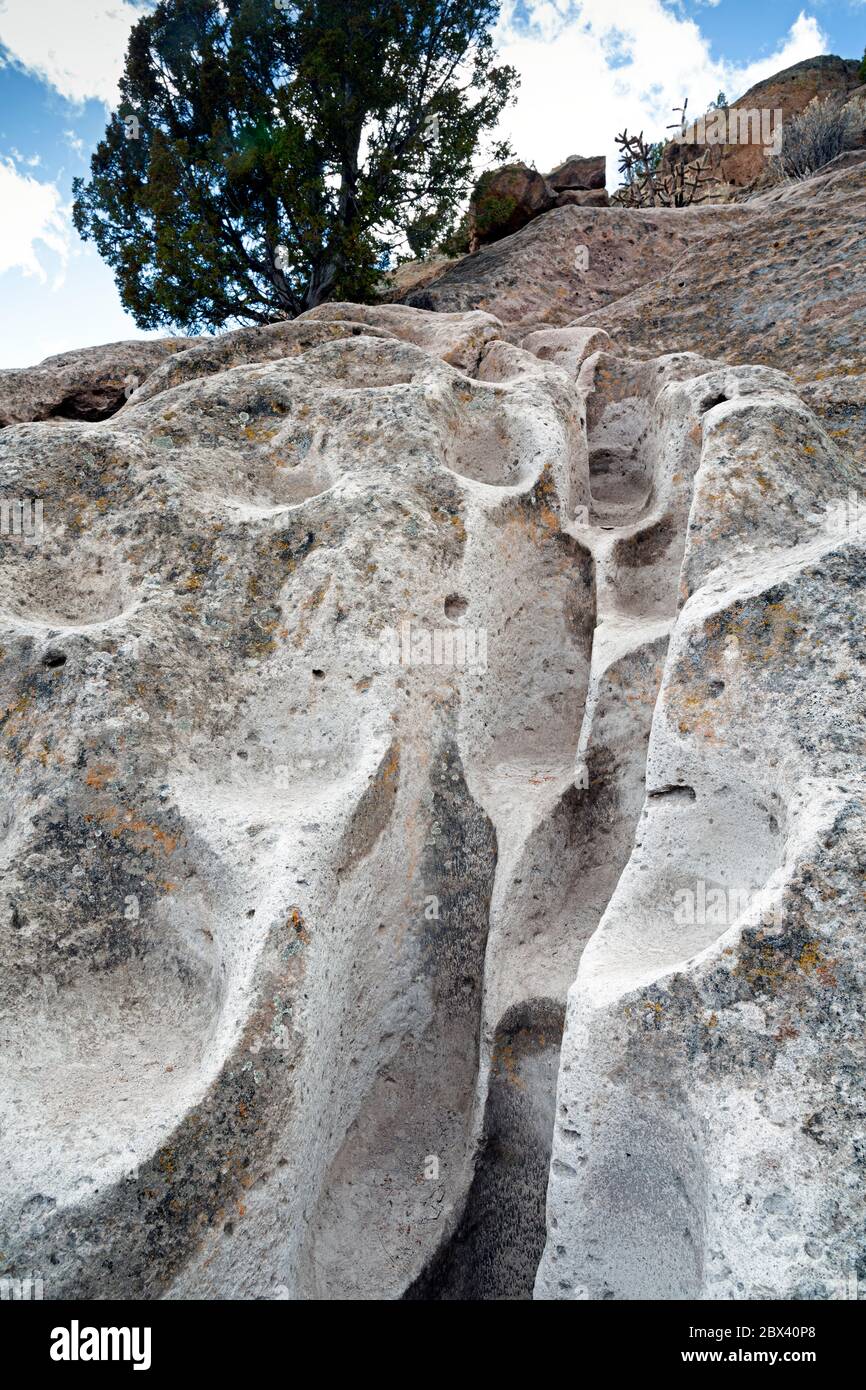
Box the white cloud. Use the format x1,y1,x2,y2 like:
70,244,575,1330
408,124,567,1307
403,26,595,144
729,11,826,96
0,156,72,286
493,1,827,187
7,146,41,166
63,129,87,159
0,0,144,105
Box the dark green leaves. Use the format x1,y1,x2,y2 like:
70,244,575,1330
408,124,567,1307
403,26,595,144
73,0,518,329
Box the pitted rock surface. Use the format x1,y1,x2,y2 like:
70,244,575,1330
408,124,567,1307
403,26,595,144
0,339,198,427
1,156,863,1302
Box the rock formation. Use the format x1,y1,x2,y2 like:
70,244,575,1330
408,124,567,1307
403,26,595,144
467,154,608,250
0,339,196,428
547,155,606,193
660,56,866,200
0,143,863,1303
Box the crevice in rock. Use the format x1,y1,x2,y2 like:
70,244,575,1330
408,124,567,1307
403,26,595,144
409,351,694,1301
46,391,129,423
404,1000,564,1301
647,783,697,801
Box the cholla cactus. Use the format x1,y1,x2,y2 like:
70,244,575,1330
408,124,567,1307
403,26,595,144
612,128,663,207
612,99,720,208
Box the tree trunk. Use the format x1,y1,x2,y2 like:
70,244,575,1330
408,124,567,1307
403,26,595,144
303,260,339,311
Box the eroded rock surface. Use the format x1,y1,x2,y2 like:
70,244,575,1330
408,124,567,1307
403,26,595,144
580,153,866,461
401,202,730,336
535,351,865,1301
0,339,197,427
402,153,866,459
0,303,594,1299
1,157,863,1304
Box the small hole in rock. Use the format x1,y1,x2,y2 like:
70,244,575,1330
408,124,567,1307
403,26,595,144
42,650,67,669
444,594,468,620
312,668,325,679
701,392,728,413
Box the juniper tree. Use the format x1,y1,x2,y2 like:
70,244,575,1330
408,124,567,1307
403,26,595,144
73,0,516,329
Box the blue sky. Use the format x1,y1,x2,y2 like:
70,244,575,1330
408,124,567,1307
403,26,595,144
1,0,864,369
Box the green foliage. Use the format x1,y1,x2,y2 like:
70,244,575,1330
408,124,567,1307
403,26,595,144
73,0,517,329
437,208,470,256
646,139,665,171
709,91,728,111
860,47,866,84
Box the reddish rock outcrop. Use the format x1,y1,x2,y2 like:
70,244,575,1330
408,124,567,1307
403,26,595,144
547,154,606,191
468,162,555,250
661,54,864,198
467,154,607,249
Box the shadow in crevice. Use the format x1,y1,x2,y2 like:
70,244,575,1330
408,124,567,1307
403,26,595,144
46,392,129,423
404,999,564,1301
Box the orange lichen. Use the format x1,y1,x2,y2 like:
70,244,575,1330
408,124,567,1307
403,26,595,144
85,763,116,790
